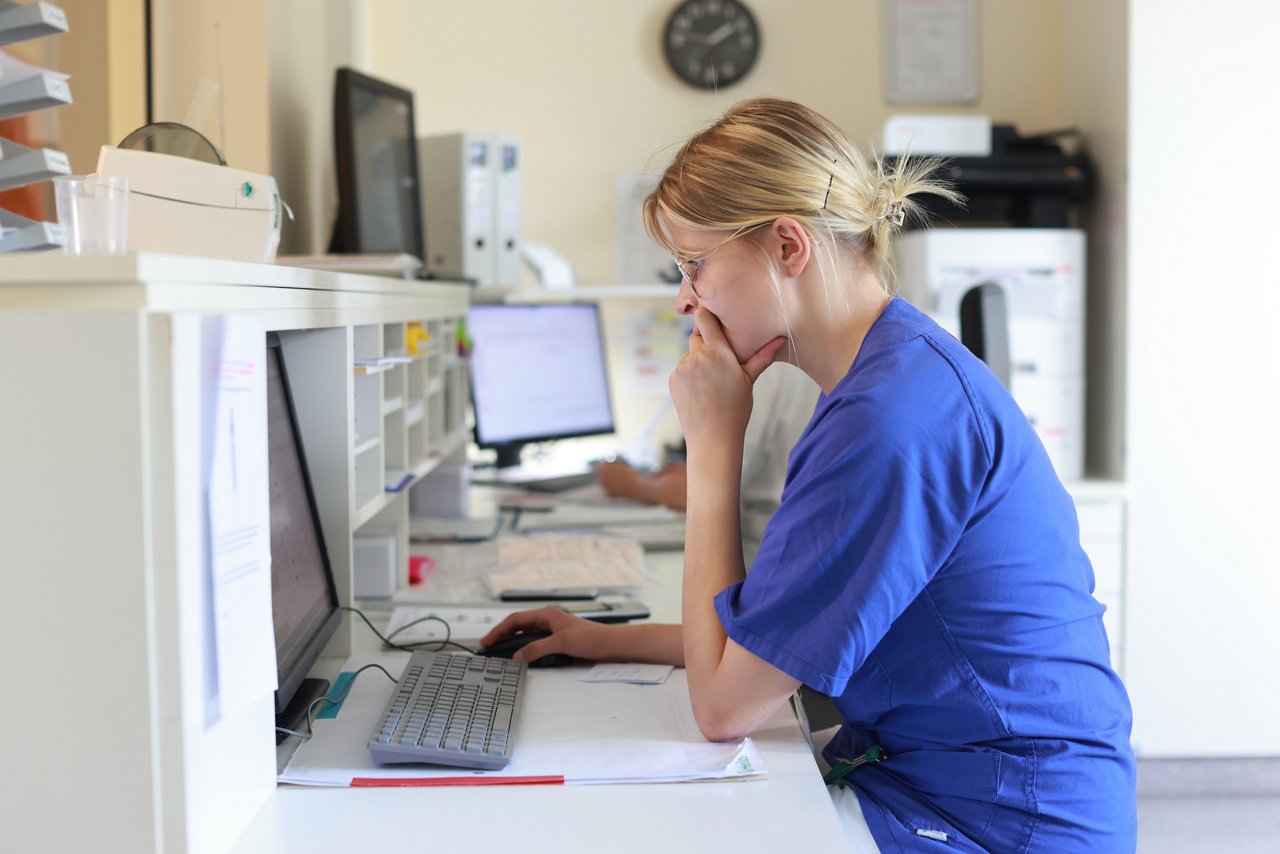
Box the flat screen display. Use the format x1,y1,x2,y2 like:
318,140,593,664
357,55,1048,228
468,303,615,450
267,339,340,713
332,68,424,260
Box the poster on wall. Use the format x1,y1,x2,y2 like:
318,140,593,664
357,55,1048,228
615,172,683,285
616,308,690,397
883,0,980,105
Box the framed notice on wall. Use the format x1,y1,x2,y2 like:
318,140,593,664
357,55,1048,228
883,0,980,105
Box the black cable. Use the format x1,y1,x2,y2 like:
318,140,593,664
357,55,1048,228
302,662,398,738
384,613,451,644
399,639,477,653
340,605,477,654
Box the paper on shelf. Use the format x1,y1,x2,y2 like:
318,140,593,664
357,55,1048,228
579,663,673,685
278,655,766,787
0,47,68,84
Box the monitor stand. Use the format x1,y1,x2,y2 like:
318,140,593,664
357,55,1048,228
493,442,524,470
274,677,332,743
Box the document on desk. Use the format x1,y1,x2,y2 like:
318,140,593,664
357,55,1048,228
278,655,766,787
385,604,518,643
485,536,648,596
513,500,681,532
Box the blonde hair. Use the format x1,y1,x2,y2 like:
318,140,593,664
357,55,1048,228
642,98,961,293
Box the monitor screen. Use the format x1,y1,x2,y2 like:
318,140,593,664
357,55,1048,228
468,303,615,467
267,336,341,716
330,67,424,260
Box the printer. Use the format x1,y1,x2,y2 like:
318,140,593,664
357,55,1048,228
96,145,283,263
887,122,1093,229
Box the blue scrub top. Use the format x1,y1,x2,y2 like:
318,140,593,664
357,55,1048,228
715,298,1136,852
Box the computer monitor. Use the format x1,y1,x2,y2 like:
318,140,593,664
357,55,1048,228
330,67,425,261
267,335,342,732
468,303,616,468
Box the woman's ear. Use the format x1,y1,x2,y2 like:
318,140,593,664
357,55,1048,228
769,216,811,278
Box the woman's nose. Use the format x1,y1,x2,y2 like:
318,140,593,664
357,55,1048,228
675,276,698,315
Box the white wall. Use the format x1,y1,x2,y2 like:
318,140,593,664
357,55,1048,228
1125,0,1280,756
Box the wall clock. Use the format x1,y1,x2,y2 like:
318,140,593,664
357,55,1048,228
663,0,761,91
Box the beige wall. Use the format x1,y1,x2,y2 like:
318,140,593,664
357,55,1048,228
268,0,367,255
1061,1,1127,479
363,0,1065,284
13,0,145,176
151,0,270,173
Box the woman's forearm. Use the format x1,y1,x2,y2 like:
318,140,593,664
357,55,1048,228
602,622,685,666
681,443,747,719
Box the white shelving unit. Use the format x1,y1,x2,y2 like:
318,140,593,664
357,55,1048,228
0,251,469,853
473,283,680,304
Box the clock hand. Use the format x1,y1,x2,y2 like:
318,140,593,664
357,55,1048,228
704,21,736,46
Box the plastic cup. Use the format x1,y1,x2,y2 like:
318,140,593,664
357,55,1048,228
52,174,130,255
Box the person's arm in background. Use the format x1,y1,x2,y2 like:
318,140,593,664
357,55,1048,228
593,460,688,510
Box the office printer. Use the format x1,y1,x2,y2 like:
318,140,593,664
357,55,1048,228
96,144,283,264
893,124,1093,228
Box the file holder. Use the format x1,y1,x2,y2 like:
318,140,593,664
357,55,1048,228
0,0,71,254
0,0,67,47
0,135,70,190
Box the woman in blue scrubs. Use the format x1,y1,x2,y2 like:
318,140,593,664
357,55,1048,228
482,98,1137,851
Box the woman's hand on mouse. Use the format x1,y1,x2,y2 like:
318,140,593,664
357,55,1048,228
480,607,613,663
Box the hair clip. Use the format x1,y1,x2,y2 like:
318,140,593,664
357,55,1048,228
881,201,905,227
821,157,839,210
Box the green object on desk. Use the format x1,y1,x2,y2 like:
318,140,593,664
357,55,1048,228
823,744,887,786
316,672,355,719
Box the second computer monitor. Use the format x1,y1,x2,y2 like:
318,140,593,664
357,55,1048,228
330,67,424,261
468,303,615,468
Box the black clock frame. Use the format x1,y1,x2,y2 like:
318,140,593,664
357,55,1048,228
662,0,761,91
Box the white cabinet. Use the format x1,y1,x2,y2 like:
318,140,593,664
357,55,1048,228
0,252,468,853
1067,483,1127,677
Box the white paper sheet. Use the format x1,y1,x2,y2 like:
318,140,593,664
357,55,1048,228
279,655,766,787
613,171,673,285
0,48,70,85
203,315,276,723
579,663,673,685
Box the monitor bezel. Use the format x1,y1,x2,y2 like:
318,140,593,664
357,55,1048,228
268,333,343,715
331,66,425,261
467,302,618,454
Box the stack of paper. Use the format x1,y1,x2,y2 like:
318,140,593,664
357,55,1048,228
486,535,647,596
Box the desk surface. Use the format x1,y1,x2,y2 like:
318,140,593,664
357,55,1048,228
234,701,843,853
235,499,846,853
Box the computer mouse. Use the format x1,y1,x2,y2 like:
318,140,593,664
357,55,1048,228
479,630,576,668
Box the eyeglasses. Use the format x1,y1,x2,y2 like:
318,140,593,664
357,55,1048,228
673,222,770,291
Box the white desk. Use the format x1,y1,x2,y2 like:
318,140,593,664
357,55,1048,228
235,703,841,853
235,513,846,853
